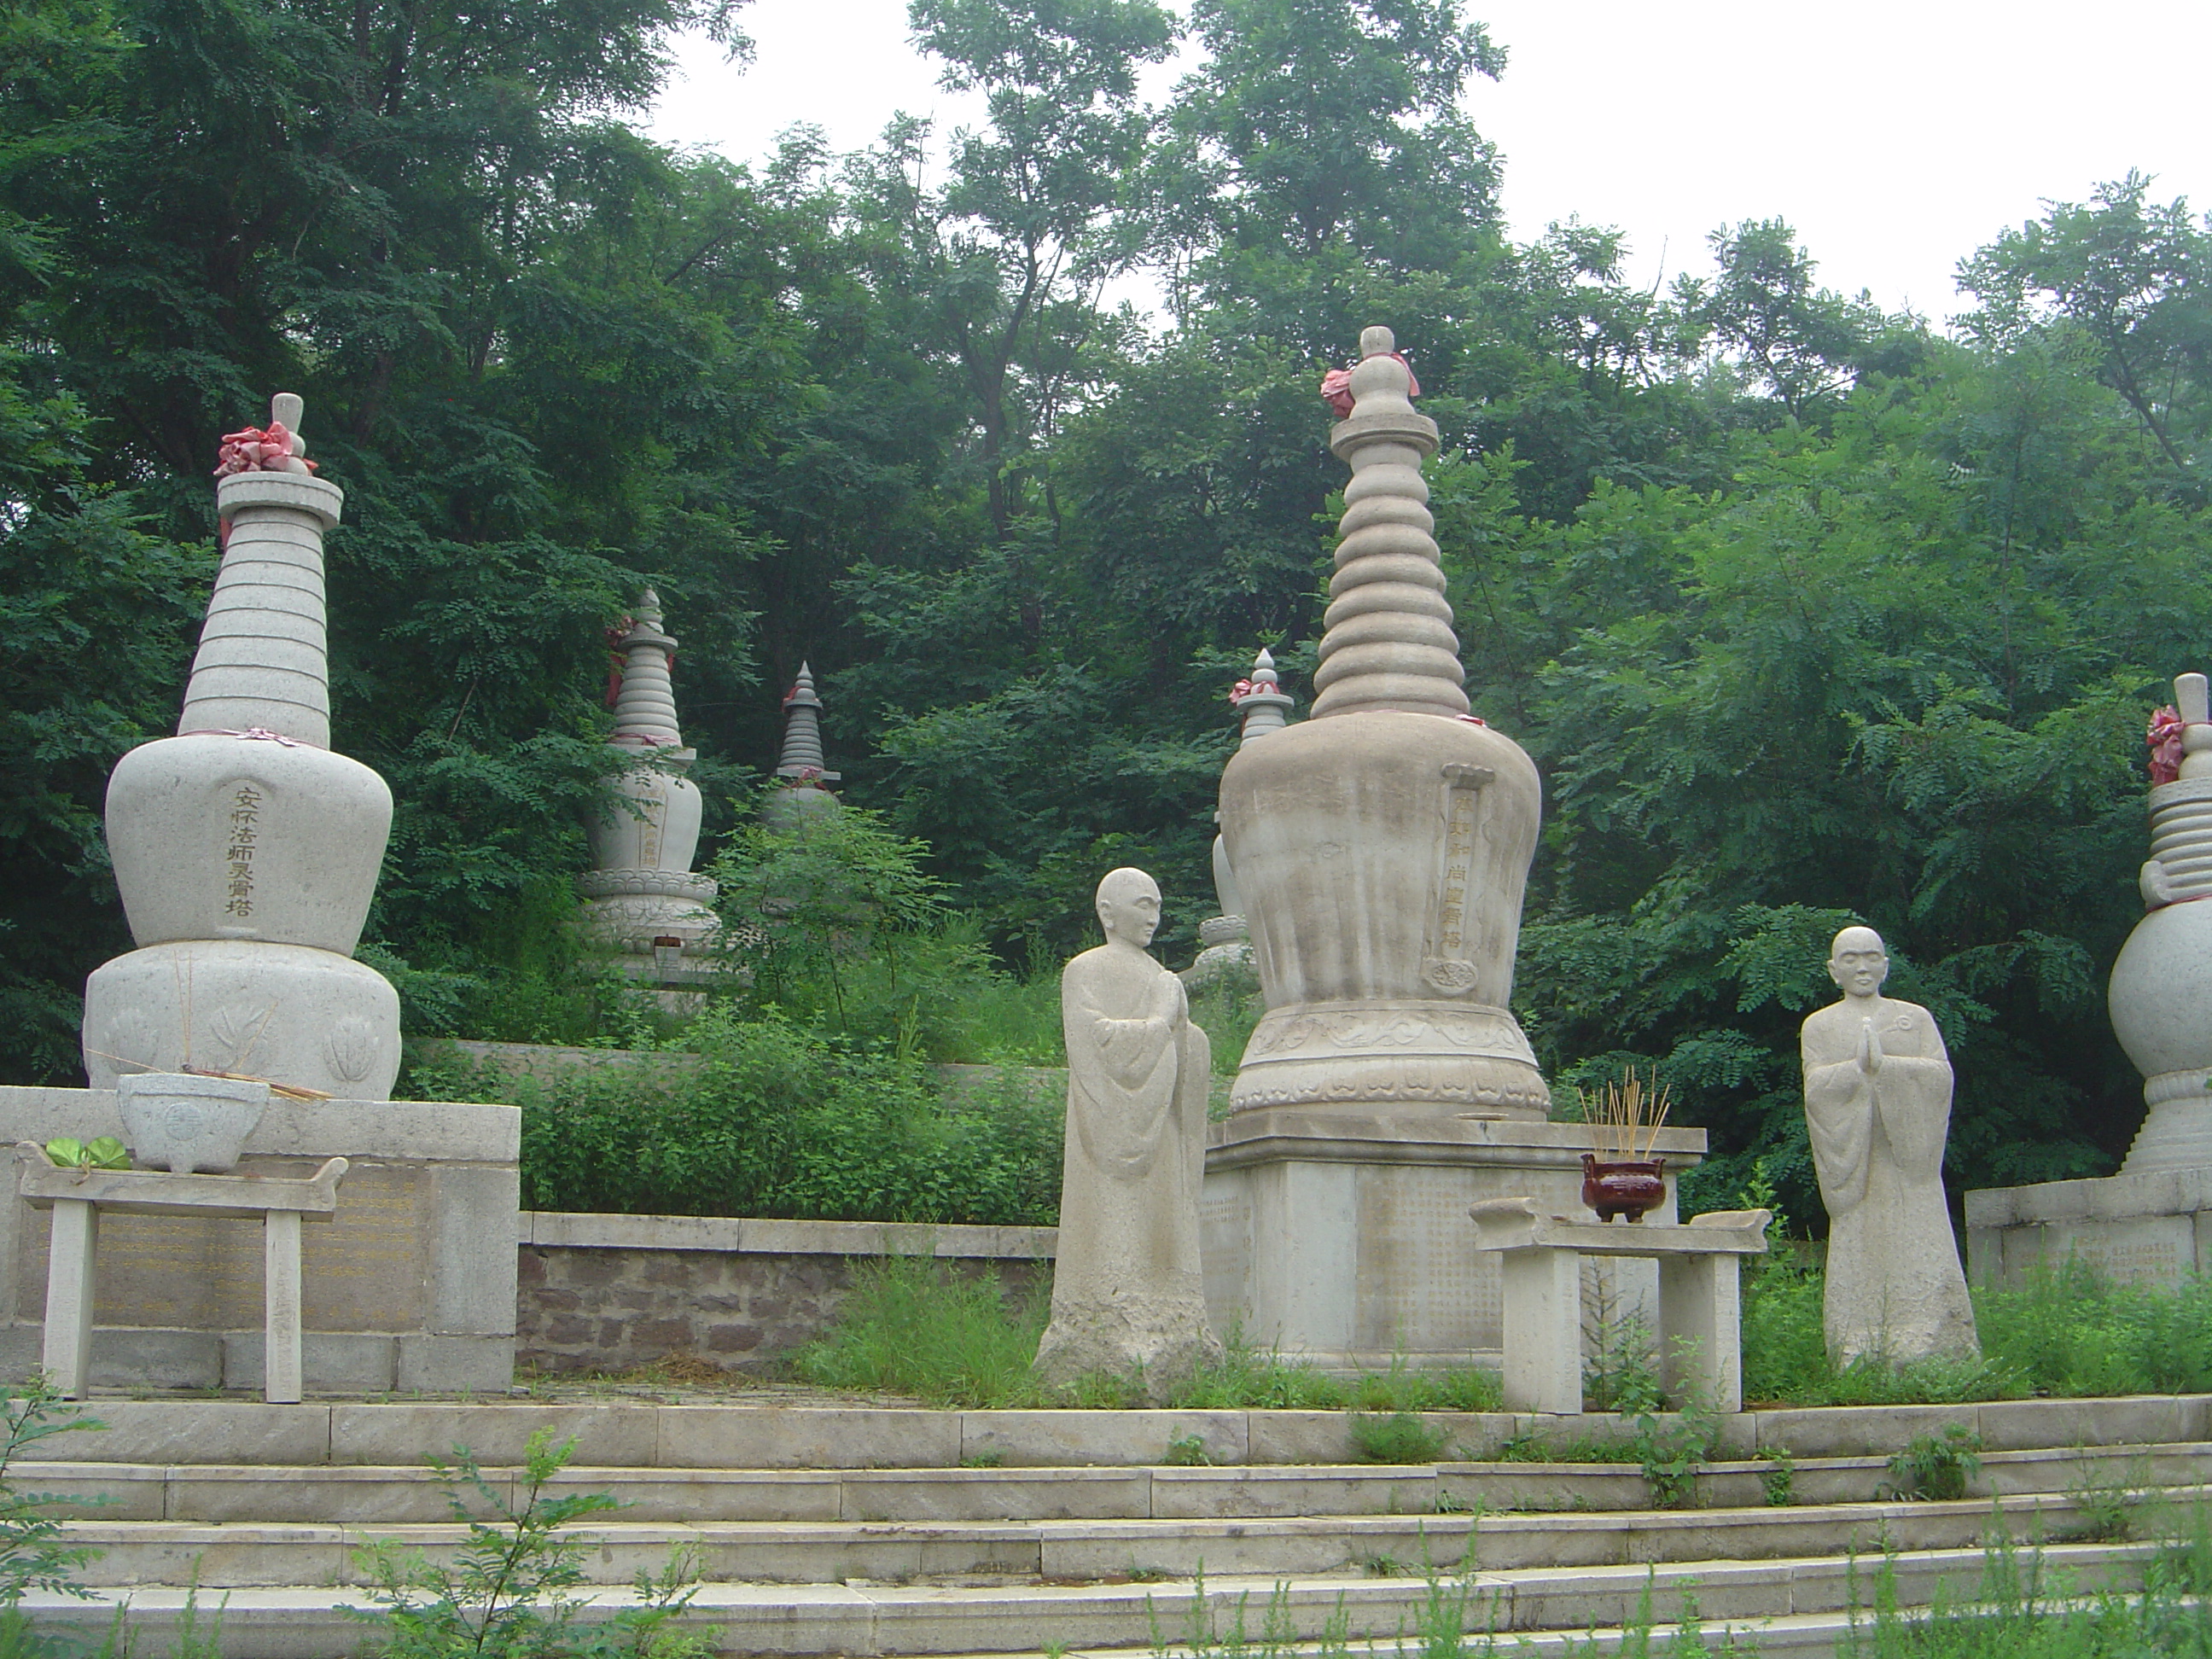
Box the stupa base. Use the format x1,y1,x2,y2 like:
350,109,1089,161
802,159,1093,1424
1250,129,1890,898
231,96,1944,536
83,940,399,1100
1967,1167,2212,1292
1227,999,1551,1119
1202,1109,1705,1372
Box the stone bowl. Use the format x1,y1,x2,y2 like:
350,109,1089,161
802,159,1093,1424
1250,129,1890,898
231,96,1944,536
117,1072,270,1174
1580,1153,1667,1223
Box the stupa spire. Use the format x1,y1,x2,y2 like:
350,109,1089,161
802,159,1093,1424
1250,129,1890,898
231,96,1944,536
608,590,682,750
1312,327,1469,720
1231,647,1295,745
178,393,336,748
776,661,837,780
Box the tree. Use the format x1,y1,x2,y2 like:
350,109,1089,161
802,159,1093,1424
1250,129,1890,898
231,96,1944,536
1959,172,2212,480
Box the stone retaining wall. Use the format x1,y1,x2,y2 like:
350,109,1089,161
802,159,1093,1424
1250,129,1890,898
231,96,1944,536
516,1212,1057,1374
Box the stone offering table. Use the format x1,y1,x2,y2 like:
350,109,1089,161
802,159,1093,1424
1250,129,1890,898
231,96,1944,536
1469,1199,1769,1414
16,1145,346,1404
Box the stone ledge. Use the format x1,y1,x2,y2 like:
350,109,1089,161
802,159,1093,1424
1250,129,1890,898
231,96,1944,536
1966,1167,2212,1227
520,1210,1057,1260
1207,1108,1705,1171
0,1086,519,1165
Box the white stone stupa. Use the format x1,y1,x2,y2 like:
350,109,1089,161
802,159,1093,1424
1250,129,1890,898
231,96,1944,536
81,394,402,1100
1201,329,1702,1371
762,661,841,827
1185,649,1293,989
2110,671,2212,1172
576,592,720,975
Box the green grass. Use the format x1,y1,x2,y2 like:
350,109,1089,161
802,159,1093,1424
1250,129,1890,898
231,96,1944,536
790,1259,1503,1413
1738,1252,2212,1409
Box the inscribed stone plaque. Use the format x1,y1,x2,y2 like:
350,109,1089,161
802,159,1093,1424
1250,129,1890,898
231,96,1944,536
15,1157,428,1331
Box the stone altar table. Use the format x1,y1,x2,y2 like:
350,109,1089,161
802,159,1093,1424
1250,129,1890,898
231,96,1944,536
17,1145,346,1403
1469,1199,1770,1414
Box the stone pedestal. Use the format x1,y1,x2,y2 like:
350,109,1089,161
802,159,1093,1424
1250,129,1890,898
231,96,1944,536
1469,1199,1768,1413
1966,1170,2212,1291
0,1086,517,1393
1202,1109,1704,1370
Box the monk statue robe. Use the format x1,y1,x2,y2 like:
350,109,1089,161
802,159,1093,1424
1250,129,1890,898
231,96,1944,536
1033,868,1222,1398
1801,926,1980,1366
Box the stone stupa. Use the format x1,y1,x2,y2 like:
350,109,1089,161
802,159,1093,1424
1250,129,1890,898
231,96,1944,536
1185,649,1292,989
2110,671,2212,1171
763,661,841,826
81,394,402,1099
1200,329,1703,1370
575,592,720,980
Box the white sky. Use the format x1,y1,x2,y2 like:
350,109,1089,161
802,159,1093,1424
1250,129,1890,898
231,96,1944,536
651,0,2212,329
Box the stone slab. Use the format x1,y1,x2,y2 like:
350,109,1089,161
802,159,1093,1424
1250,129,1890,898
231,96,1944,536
661,1406,962,1470
958,1411,1248,1468
331,1404,657,1468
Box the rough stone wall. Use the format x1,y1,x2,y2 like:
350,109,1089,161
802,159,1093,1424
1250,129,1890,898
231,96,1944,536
515,1214,1054,1375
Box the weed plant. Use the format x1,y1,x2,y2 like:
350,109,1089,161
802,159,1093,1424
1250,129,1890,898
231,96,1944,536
1351,1413,1451,1465
1879,1426,1984,1502
345,1429,706,1658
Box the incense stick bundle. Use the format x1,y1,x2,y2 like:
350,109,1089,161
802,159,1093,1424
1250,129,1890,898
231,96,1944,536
1579,1068,1674,1161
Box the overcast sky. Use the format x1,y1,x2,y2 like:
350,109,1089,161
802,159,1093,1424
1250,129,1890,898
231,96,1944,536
649,0,2212,329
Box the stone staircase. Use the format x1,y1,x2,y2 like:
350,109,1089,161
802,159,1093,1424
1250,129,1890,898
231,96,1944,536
18,1395,2211,1656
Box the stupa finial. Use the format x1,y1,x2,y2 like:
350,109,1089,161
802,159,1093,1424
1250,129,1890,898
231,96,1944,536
1230,646,1295,746
608,593,683,752
1311,327,1469,719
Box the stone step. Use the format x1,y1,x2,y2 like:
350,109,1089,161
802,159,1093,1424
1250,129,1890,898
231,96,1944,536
18,1540,2155,1658
21,1440,2208,1524
44,1485,2168,1588
48,1392,2212,1469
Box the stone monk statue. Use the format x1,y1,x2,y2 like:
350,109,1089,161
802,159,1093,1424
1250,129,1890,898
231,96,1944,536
1801,926,1980,1366
1033,868,1222,1398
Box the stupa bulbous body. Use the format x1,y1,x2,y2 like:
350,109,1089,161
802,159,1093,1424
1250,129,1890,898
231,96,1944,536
1220,331,1548,1118
83,399,400,1098
2110,672,2212,1172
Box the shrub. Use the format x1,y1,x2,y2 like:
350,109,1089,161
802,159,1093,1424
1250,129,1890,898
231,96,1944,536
427,1010,1065,1224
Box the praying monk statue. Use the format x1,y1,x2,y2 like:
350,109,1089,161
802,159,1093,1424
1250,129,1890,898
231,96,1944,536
1801,926,1980,1366
1033,868,1222,1398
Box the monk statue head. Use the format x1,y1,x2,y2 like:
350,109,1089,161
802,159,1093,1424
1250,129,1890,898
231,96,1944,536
1827,926,1889,1002
1095,867,1162,950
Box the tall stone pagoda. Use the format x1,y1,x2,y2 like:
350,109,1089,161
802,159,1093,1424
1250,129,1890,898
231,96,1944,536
81,395,402,1099
576,592,720,979
1201,329,1703,1370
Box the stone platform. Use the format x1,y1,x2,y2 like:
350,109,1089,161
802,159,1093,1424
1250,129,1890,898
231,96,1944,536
1202,1109,1705,1370
0,1086,518,1393
1967,1167,2212,1290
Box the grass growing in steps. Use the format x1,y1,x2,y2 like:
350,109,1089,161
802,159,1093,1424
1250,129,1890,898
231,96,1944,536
792,1258,1502,1413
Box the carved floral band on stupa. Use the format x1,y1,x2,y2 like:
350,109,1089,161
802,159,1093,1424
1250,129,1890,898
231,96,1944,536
1312,326,1469,721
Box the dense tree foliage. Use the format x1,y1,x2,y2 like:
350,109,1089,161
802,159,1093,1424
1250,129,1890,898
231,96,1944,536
5,0,2209,1224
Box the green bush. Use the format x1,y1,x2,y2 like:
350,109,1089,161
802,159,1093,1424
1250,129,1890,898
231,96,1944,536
422,1010,1065,1225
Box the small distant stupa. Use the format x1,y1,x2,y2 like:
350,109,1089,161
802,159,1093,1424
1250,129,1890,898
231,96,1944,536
1185,648,1293,988
576,591,719,983
763,661,841,826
